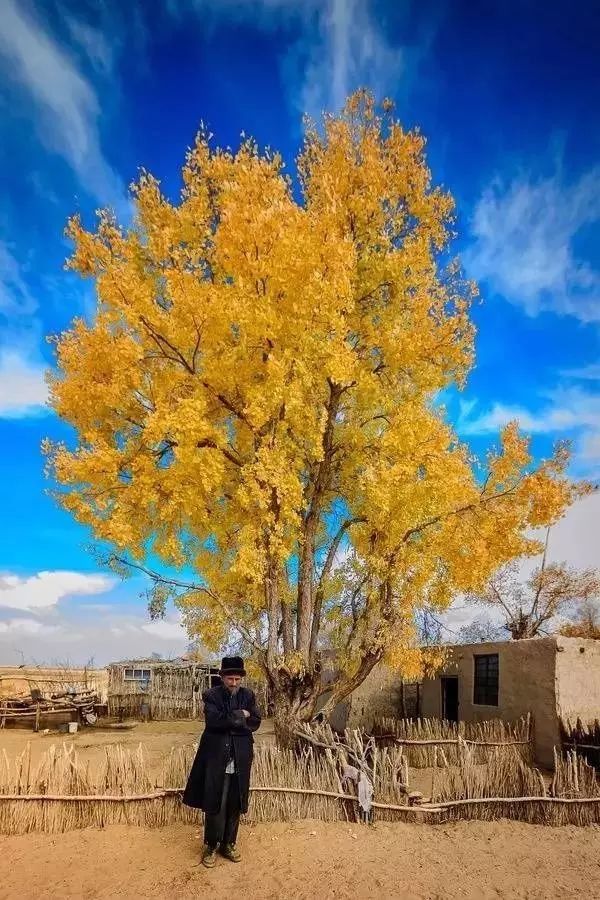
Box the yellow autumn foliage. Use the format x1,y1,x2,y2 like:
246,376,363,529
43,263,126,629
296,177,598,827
45,92,583,707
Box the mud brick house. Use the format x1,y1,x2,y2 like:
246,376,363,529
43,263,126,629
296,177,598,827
322,637,600,768
420,636,600,767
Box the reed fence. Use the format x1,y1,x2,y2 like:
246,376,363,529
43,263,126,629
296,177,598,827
372,715,533,766
3,720,600,834
560,717,600,769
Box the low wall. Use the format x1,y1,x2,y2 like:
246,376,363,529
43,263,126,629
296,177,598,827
555,636,600,727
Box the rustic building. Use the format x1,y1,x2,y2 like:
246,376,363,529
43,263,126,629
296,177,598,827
316,660,421,732
420,636,600,767
320,637,600,768
107,658,221,720
107,657,271,720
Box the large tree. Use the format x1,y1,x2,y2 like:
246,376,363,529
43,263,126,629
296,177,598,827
45,93,581,741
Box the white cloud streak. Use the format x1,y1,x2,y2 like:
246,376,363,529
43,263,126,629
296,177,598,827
0,571,115,612
460,384,600,481
461,387,600,437
0,0,123,205
0,618,60,636
167,0,403,117
0,350,48,419
297,0,403,118
141,619,188,640
466,167,600,321
0,241,36,320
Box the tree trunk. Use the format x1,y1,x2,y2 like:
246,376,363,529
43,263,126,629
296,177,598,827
268,666,323,748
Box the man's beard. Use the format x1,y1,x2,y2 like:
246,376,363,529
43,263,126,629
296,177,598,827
227,685,240,695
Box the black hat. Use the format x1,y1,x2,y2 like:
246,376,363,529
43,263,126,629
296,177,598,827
220,656,246,676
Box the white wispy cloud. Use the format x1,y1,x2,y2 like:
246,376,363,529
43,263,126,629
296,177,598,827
0,609,191,666
296,0,403,118
0,571,115,612
562,363,600,381
142,619,188,641
64,15,114,76
0,618,60,636
0,238,52,419
465,167,600,321
167,0,403,117
459,386,600,480
0,350,48,419
461,387,600,436
0,241,36,319
0,0,123,205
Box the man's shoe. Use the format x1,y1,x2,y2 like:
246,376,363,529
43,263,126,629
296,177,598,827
201,845,218,868
220,843,241,862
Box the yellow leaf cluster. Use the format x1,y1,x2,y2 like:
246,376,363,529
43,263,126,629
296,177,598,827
44,92,582,672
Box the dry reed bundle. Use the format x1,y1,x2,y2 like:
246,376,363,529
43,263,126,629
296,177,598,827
248,745,354,822
551,749,600,799
4,727,600,834
373,715,533,766
0,739,359,834
434,742,542,802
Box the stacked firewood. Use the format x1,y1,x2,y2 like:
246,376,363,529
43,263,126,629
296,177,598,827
0,688,101,729
50,689,99,724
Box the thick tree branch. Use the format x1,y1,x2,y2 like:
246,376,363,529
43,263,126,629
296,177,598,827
309,517,364,658
196,437,243,467
139,316,194,374
530,527,551,621
395,480,525,562
109,554,265,656
297,380,344,657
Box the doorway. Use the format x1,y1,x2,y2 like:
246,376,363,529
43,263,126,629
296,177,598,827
441,677,459,723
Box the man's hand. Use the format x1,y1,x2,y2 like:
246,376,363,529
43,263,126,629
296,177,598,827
242,709,250,719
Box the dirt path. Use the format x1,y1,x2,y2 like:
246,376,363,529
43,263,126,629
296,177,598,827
2,819,599,899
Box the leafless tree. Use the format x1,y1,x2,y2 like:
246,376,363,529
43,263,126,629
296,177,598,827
466,529,600,640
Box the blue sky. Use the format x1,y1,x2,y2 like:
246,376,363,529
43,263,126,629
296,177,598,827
0,0,598,663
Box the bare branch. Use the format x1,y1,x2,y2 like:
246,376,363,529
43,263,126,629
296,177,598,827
110,554,265,656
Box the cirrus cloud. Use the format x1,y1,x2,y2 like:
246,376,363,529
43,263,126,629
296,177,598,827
466,166,600,322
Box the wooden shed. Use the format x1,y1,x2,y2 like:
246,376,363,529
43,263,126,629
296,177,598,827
107,658,221,720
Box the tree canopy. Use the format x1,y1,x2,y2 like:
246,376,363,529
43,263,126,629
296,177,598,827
45,92,584,729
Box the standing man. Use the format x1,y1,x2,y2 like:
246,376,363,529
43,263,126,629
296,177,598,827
183,656,262,868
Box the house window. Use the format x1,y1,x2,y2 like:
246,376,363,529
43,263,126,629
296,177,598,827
124,668,151,682
473,654,498,706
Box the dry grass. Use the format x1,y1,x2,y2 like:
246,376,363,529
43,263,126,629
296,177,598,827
372,715,533,766
2,720,600,834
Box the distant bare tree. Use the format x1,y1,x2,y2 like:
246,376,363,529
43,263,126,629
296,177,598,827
457,616,506,644
560,598,600,639
466,529,600,640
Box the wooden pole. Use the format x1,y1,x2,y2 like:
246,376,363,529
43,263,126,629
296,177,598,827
399,680,406,719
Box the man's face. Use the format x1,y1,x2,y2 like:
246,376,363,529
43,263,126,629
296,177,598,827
223,674,242,693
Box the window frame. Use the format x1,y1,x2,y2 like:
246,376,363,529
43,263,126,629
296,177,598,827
473,653,499,707
124,667,151,682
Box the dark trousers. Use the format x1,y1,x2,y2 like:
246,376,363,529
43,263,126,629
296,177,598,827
204,773,241,848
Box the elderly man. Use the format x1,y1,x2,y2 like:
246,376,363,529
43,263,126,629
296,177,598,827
183,656,262,867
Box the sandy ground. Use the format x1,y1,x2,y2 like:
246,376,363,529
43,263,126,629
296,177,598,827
2,819,600,899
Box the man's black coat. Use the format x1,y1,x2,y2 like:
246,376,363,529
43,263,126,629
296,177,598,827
182,684,262,814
